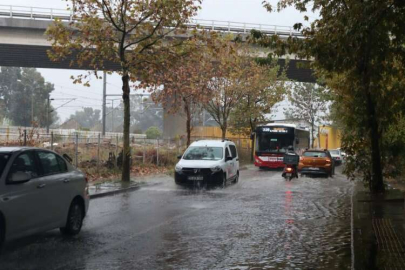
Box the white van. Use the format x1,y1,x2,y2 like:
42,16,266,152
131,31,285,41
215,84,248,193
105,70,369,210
174,140,239,187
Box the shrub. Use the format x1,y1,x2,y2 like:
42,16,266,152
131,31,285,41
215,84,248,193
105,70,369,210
145,126,162,139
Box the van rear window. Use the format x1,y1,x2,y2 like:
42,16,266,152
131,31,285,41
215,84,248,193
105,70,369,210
303,152,326,157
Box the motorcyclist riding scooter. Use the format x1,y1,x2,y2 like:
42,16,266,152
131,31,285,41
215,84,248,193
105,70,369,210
282,146,299,181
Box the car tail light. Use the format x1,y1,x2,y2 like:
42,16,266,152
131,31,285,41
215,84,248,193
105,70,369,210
326,159,332,163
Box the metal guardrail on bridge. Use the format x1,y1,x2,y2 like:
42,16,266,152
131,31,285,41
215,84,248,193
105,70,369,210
0,5,302,37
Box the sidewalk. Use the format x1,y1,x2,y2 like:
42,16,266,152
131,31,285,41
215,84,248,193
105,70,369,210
352,181,405,269
89,181,142,199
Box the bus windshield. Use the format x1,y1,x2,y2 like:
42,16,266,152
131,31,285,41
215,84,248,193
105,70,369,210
256,133,294,153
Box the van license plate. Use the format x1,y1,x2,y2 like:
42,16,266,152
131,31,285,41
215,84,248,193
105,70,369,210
308,167,319,171
188,176,203,181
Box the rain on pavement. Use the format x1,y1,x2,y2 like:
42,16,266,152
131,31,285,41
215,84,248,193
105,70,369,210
0,167,353,270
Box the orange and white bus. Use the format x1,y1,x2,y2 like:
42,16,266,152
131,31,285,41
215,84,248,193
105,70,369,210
253,123,310,169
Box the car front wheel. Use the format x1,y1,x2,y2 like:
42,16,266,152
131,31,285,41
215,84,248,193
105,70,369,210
234,171,239,183
60,199,84,236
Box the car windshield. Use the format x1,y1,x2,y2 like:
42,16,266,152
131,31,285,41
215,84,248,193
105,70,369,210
0,153,10,177
303,151,327,158
329,150,339,155
183,147,223,161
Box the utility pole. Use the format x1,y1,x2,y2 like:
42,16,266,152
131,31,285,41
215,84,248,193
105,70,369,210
46,95,50,134
102,71,107,136
31,94,34,127
111,99,114,132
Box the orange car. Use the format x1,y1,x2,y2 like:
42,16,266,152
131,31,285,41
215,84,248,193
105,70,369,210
298,149,335,177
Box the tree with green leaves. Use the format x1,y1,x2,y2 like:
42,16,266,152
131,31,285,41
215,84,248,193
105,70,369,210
256,0,405,193
284,83,328,148
229,59,286,161
69,107,101,129
203,41,256,140
146,36,213,146
145,126,162,139
47,0,201,182
0,67,58,127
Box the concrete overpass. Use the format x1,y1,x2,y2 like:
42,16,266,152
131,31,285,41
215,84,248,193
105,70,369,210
0,5,315,83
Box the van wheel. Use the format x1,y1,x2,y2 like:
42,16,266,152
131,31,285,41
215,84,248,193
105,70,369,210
222,174,227,188
234,171,239,183
60,199,84,236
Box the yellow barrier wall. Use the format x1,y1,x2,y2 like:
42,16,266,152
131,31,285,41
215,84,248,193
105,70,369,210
191,126,251,148
316,126,342,150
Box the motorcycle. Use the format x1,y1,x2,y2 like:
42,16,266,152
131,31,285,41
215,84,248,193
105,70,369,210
282,164,298,181
282,151,299,181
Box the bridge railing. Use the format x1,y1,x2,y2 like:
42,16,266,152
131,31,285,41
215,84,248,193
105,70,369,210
0,4,302,37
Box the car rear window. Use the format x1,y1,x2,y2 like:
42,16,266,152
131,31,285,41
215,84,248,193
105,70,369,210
0,153,10,177
303,151,327,157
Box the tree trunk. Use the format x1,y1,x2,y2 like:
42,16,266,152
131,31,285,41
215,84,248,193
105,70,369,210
221,121,227,140
251,136,255,162
250,121,255,162
311,122,315,148
184,102,192,147
121,73,131,182
365,90,384,193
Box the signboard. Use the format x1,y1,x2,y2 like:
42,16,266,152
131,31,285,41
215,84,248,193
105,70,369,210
260,127,290,134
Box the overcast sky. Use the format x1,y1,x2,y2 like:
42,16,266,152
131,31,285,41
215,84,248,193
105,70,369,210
1,0,314,122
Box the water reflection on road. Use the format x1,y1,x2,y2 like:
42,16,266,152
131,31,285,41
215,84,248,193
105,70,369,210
0,167,353,270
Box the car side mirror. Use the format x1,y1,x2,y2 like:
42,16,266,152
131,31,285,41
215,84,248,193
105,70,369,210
226,156,233,162
177,155,182,160
250,132,255,140
10,171,31,183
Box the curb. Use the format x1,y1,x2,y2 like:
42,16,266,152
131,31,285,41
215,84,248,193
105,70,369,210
89,183,142,199
351,184,355,270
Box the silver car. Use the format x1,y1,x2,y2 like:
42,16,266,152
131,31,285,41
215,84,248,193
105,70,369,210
0,147,89,248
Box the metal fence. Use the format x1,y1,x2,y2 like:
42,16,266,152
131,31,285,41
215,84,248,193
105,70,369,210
0,131,252,171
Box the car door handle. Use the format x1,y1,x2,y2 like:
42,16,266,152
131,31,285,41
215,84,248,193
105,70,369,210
37,184,46,189
2,197,9,202
62,179,70,183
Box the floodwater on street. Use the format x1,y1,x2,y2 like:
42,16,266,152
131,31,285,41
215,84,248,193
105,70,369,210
0,167,353,270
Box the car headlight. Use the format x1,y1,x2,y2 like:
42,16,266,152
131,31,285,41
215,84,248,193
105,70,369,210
210,166,222,173
175,164,183,172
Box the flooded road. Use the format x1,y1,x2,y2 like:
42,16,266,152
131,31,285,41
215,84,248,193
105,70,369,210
0,167,353,270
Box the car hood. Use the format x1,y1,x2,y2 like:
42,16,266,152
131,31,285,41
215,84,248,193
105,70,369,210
178,159,222,169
